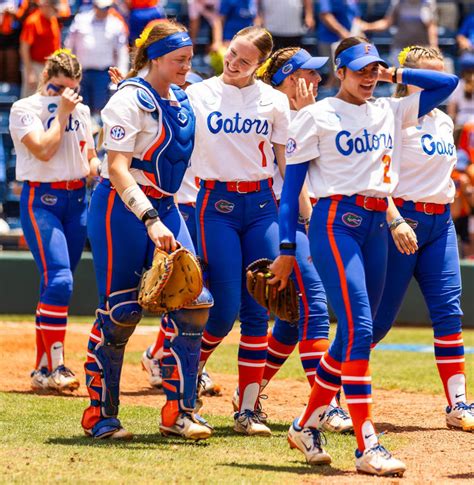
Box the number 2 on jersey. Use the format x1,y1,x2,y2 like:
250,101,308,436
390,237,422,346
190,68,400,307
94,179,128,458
382,154,391,184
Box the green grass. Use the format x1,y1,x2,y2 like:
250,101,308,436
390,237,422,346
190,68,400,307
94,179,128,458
0,393,401,484
2,324,474,483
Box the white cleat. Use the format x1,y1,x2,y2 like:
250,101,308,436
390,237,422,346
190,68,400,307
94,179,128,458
288,419,332,465
30,367,50,391
160,412,213,440
320,406,353,433
355,444,406,477
141,350,163,388
198,368,221,396
234,410,271,436
446,402,474,431
231,386,268,423
48,365,80,391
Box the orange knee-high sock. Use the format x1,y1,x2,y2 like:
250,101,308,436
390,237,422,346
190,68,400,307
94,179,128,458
238,334,268,411
261,330,296,390
298,338,329,386
299,352,341,427
38,303,68,371
341,359,376,452
34,304,47,369
434,333,466,406
199,329,225,371
149,317,167,360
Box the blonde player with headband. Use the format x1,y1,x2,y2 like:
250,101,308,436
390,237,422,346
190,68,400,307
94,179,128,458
9,48,98,392
372,45,474,432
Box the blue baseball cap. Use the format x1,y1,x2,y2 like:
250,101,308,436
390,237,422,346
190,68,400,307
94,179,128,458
271,49,328,86
185,72,203,84
335,43,388,71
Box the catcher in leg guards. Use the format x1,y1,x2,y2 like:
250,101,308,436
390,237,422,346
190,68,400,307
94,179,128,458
82,21,214,441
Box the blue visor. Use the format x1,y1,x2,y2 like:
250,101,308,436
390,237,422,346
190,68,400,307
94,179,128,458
271,49,328,86
147,32,193,60
335,43,388,71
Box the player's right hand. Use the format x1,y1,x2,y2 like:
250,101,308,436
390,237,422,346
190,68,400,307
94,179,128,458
292,78,315,110
58,88,83,115
147,219,177,252
391,222,418,255
108,66,124,85
268,255,295,290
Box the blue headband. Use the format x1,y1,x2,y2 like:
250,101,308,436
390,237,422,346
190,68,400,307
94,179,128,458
271,49,328,86
335,43,388,71
146,32,193,60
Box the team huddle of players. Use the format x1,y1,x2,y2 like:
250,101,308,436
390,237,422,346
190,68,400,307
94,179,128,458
9,19,473,478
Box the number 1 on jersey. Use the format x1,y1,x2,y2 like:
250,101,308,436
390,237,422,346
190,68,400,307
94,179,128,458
382,154,391,184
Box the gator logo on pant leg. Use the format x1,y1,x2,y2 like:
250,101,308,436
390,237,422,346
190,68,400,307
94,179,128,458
342,212,362,227
215,199,235,213
41,194,58,206
404,217,419,230
180,210,189,221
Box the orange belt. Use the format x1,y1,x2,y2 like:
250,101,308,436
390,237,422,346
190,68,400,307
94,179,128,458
202,178,273,194
393,197,447,215
330,194,388,212
28,179,85,190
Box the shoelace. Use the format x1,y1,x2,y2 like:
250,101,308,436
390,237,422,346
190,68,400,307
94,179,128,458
255,394,268,421
326,406,351,421
368,443,392,459
58,365,75,377
303,427,327,450
453,402,474,412
238,410,263,424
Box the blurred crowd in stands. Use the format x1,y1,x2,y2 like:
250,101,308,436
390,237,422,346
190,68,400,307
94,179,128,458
1,0,474,257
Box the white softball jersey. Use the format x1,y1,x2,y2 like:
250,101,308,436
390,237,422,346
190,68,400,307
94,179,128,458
285,93,421,199
177,164,200,204
10,93,94,182
393,109,456,204
187,77,291,181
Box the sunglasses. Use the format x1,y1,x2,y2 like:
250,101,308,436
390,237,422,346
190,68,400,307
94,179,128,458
46,82,80,94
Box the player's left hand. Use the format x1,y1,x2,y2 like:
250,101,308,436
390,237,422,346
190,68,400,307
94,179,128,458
108,66,124,85
391,222,418,255
378,66,395,83
268,255,295,290
292,78,315,110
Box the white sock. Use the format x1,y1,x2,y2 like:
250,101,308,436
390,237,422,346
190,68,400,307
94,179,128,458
298,405,327,428
38,352,48,369
50,341,64,369
361,420,378,450
240,382,260,412
447,373,466,405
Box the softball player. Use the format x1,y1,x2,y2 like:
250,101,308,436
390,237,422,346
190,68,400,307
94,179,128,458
186,26,290,436
270,37,458,475
243,47,351,433
372,46,474,432
9,49,98,392
81,21,214,441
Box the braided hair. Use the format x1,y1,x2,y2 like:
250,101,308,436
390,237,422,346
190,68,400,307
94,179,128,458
257,47,300,86
41,49,82,90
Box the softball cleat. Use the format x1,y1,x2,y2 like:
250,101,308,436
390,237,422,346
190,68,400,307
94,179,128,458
48,365,80,391
355,444,406,477
198,368,222,396
234,410,271,436
231,387,268,423
84,418,133,440
160,412,213,440
141,350,163,388
446,402,474,431
288,419,332,465
320,405,353,433
30,367,50,391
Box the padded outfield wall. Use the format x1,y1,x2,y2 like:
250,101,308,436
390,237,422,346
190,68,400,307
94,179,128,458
0,251,473,327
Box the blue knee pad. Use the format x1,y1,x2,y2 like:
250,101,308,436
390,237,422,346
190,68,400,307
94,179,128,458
162,287,212,411
92,288,142,417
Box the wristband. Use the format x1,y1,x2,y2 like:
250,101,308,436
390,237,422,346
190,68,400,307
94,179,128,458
389,216,406,231
280,242,297,250
392,67,399,84
122,184,153,221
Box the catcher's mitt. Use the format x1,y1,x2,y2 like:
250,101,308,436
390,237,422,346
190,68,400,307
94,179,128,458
138,245,203,313
246,258,300,323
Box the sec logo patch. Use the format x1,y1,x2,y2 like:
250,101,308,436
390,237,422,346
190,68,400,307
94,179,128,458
110,125,125,140
215,199,235,213
286,138,297,155
342,212,362,227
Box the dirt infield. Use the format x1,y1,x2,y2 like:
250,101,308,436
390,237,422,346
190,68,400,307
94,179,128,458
2,320,474,483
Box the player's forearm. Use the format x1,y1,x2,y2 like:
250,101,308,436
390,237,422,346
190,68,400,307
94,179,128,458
298,184,312,222
386,197,402,224
319,13,351,39
30,113,69,161
427,22,438,48
400,68,459,117
279,162,309,255
19,41,32,71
